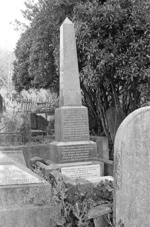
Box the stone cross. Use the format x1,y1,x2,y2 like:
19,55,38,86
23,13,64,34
59,17,82,107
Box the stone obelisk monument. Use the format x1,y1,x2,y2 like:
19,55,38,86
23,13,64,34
50,18,97,163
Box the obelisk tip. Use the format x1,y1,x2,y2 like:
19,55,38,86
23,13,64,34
63,17,73,25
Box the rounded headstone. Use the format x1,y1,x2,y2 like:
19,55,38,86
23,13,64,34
113,107,150,226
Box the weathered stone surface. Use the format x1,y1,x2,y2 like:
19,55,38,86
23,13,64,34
34,160,113,186
0,205,57,227
50,140,97,163
0,151,13,164
30,156,47,169
59,18,81,107
61,161,103,182
2,148,26,166
0,183,51,207
88,204,112,219
113,107,150,226
0,152,58,227
0,144,52,168
0,164,44,185
55,106,90,142
91,136,109,159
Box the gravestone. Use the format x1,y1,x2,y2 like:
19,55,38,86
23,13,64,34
30,112,37,129
0,151,58,227
50,18,97,163
0,146,26,166
113,107,150,226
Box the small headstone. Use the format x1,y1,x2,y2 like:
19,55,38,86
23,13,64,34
36,114,48,130
113,107,150,226
30,112,37,129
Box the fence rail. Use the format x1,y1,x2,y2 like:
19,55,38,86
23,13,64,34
0,130,54,146
0,132,24,145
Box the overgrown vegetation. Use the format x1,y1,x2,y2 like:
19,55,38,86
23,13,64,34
0,49,15,90
0,109,54,146
0,110,24,145
13,0,150,156
34,166,113,227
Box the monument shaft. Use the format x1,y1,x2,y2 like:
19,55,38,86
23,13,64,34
59,18,81,107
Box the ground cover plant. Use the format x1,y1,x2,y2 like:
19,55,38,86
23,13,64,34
34,166,113,227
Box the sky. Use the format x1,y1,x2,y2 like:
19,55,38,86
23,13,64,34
0,0,26,51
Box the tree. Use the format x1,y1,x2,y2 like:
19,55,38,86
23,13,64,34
13,0,150,156
12,0,85,93
72,0,150,146
0,49,15,90
13,0,106,92
13,29,33,92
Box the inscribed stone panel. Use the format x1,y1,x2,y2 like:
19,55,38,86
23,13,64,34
62,108,89,141
61,143,94,162
0,165,43,185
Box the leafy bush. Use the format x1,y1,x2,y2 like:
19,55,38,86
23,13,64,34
34,167,113,227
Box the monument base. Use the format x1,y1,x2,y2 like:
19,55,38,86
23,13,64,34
49,140,97,163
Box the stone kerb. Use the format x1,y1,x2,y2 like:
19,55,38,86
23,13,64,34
113,106,150,227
